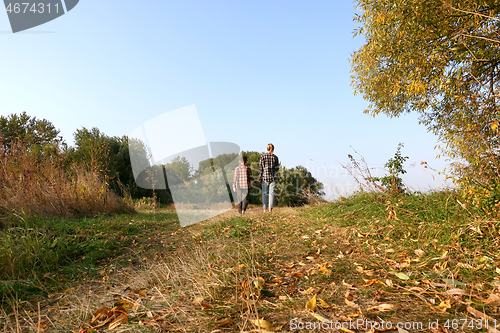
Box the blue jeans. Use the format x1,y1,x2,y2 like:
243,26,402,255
262,181,276,210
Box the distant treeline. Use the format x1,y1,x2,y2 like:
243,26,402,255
0,112,324,217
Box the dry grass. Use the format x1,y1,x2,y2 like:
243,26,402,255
3,195,500,332
0,138,131,219
0,227,266,332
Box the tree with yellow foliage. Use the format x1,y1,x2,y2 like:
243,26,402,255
351,0,500,214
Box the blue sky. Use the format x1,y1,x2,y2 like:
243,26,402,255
0,0,450,198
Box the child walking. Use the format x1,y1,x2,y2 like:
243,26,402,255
232,155,254,214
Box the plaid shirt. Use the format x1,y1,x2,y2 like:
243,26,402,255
232,164,254,190
259,153,279,182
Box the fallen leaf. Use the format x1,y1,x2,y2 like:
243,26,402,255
414,249,425,257
442,278,466,286
342,280,356,289
90,307,108,325
309,312,328,322
215,318,233,327
115,299,131,309
318,267,332,275
251,319,273,330
436,300,451,312
385,279,393,287
201,303,213,310
366,303,397,312
345,298,358,308
363,279,384,286
395,272,410,280
193,297,204,304
318,298,330,308
484,293,500,306
235,264,245,270
467,305,495,321
300,287,315,295
446,288,468,296
305,294,317,311
136,289,148,297
108,314,128,330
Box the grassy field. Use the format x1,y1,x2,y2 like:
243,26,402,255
2,190,500,332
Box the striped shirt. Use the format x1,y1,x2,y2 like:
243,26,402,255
232,164,254,190
259,153,279,182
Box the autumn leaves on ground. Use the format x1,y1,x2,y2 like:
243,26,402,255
2,190,500,332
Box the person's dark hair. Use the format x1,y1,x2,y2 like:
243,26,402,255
267,143,274,153
240,155,247,164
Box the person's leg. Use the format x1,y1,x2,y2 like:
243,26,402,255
242,188,249,213
262,181,269,212
268,181,277,212
237,189,243,213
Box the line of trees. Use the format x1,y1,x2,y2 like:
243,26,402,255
0,112,325,214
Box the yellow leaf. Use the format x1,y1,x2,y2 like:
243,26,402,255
318,298,330,308
363,279,384,286
108,313,128,330
318,267,332,275
339,327,356,333
305,294,317,311
491,120,499,132
251,319,273,330
193,297,204,304
215,318,233,327
436,299,451,312
300,287,315,295
90,307,108,325
115,299,131,309
136,289,147,297
235,264,245,270
395,272,410,280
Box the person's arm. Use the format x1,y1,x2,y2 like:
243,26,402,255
258,156,263,182
274,155,280,178
247,166,254,182
232,167,238,191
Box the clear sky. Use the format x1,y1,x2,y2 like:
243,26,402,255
0,0,451,198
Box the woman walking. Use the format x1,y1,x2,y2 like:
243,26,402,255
258,143,280,213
